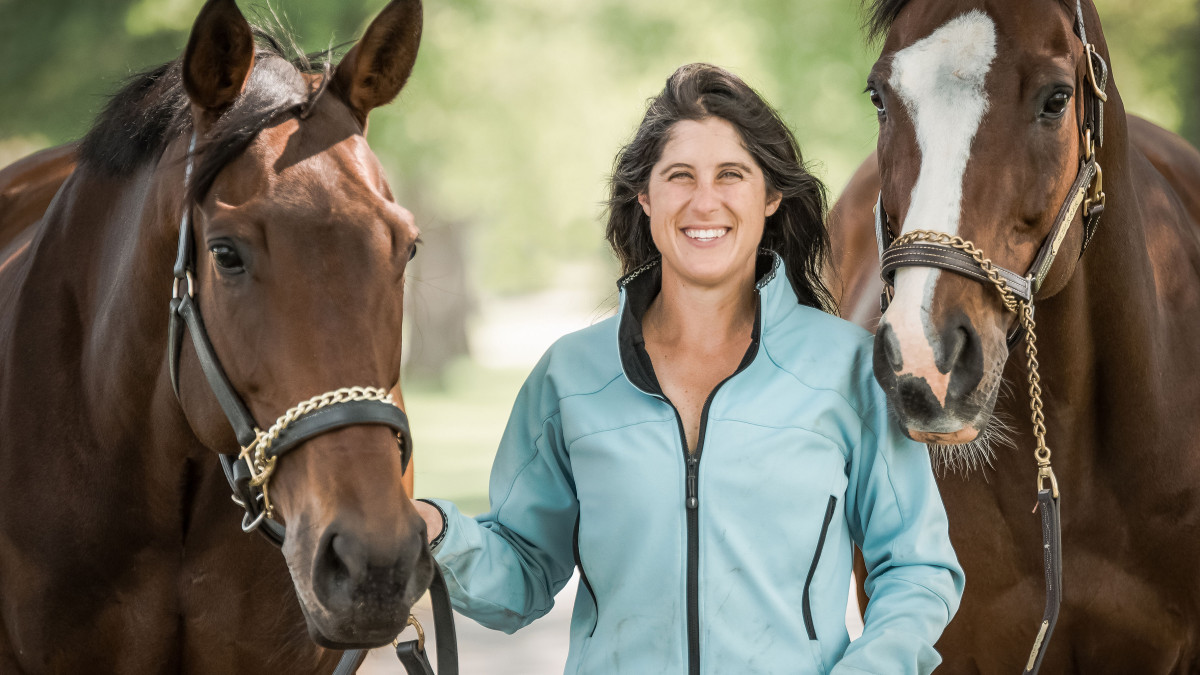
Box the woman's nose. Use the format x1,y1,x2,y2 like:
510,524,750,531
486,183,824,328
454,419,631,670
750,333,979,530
689,181,721,214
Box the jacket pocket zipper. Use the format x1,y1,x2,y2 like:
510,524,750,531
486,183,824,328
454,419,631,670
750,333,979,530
802,495,838,640
573,516,599,637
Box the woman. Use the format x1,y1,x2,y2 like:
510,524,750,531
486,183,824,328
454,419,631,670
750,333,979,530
413,63,963,674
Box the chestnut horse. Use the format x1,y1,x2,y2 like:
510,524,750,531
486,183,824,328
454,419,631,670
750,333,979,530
829,0,1200,672
0,0,436,672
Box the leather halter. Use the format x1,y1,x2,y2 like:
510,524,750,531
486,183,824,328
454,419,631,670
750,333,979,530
166,133,458,674
874,1,1109,352
166,134,413,539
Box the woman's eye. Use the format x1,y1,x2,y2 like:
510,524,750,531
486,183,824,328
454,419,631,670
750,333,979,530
408,244,419,261
210,243,244,272
868,88,886,115
668,172,692,181
1041,91,1071,119
719,170,743,180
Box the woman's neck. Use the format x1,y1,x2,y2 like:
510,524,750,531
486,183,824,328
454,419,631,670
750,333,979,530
643,266,757,351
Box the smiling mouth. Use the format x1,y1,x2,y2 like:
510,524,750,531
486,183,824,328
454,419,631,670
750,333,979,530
683,227,730,242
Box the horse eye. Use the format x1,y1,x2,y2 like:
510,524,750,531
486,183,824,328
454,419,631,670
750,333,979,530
868,88,886,115
210,243,244,272
1041,91,1071,119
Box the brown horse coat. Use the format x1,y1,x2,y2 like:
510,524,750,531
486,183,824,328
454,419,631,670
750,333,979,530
831,0,1200,672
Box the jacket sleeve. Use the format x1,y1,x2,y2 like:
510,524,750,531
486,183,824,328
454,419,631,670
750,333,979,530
426,351,578,634
832,384,966,674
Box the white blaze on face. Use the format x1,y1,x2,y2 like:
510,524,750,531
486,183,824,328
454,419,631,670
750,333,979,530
884,10,997,406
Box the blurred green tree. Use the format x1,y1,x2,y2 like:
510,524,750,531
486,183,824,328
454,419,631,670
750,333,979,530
1,0,1196,297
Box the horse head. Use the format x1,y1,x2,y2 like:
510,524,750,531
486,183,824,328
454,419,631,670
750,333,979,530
867,0,1113,455
172,0,427,648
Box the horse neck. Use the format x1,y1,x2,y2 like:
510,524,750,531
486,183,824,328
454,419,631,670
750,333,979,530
28,147,195,452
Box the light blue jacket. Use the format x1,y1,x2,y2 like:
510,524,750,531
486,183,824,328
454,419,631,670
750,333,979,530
429,253,964,674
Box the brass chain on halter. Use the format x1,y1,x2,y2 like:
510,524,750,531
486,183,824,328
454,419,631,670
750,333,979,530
889,230,1059,498
239,386,398,518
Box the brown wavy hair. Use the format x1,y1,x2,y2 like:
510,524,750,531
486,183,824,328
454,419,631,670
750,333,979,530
605,63,836,313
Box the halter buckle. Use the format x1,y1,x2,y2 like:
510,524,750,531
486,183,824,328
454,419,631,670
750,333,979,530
1084,162,1105,214
1085,44,1109,102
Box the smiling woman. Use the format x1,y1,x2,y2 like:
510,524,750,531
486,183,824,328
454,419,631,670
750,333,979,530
412,63,964,675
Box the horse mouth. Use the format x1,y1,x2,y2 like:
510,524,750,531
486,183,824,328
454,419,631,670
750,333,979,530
908,427,980,444
286,526,436,649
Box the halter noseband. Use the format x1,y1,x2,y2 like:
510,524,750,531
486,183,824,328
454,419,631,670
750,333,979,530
166,133,413,543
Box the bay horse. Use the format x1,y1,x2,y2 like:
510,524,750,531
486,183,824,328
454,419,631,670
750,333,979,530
829,0,1200,672
0,0,435,672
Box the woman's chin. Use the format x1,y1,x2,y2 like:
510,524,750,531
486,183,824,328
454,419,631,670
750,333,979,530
662,247,756,287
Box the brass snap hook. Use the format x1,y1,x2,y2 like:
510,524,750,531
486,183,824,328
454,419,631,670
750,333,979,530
1037,465,1060,500
393,614,426,652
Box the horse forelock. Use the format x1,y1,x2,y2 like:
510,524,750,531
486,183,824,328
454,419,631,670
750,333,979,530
862,0,1079,43
78,26,341,203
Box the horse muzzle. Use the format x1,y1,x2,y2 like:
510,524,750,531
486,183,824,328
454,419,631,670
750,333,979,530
289,511,435,648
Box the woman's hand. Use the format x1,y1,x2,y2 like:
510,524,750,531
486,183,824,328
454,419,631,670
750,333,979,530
413,499,445,544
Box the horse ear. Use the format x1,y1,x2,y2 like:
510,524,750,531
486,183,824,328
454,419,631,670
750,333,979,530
333,0,423,125
182,0,255,112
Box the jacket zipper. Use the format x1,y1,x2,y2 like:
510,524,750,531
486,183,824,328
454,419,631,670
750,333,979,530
802,495,839,640
665,341,757,675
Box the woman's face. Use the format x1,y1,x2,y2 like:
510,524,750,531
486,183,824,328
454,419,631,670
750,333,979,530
638,117,780,291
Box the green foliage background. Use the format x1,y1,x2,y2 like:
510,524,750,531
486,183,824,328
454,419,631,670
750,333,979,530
1,0,1197,294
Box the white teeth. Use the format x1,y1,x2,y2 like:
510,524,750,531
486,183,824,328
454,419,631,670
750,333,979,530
684,228,728,241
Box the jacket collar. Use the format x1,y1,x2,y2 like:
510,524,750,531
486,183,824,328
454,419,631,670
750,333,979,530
615,250,795,396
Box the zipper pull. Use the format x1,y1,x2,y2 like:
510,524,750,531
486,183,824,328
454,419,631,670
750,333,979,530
686,456,699,509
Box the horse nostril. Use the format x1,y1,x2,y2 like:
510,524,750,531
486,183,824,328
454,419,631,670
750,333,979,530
943,318,984,401
318,532,359,600
942,326,968,373
878,322,904,372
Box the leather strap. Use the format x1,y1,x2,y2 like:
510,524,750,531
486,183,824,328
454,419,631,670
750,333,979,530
1023,489,1062,674
881,243,1033,302
332,649,369,675
267,400,411,468
394,565,459,675
874,192,892,261
1028,159,1097,293
175,293,259,447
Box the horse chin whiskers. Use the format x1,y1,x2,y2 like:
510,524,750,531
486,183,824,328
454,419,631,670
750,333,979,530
928,393,1016,476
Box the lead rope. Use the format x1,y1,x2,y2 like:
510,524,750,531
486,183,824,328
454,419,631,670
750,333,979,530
886,230,1062,674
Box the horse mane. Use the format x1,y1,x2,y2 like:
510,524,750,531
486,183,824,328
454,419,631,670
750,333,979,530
862,0,1080,43
78,26,337,203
